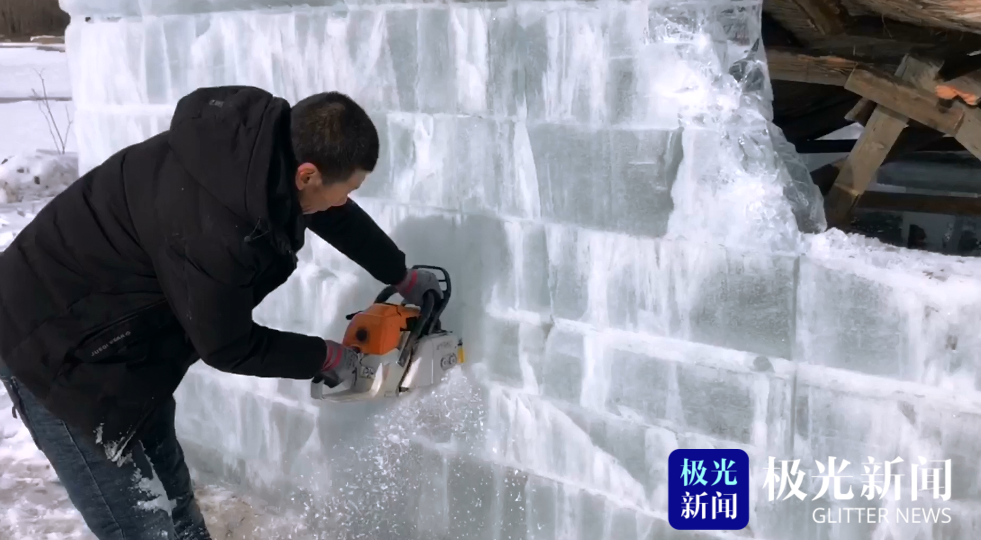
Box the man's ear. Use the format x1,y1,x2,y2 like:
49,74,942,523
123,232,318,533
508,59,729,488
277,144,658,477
295,162,320,189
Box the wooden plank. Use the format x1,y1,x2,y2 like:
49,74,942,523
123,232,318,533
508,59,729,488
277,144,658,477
844,98,877,126
823,106,914,228
856,192,981,217
845,16,981,48
845,59,942,127
844,66,964,135
953,103,981,161
789,0,849,35
766,48,858,85
823,57,943,229
810,128,948,195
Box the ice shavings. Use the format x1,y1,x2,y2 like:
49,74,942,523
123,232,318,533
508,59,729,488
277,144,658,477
133,458,174,514
806,227,981,287
103,434,137,466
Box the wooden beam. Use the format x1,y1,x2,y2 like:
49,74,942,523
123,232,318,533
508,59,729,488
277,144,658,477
766,48,858,85
848,59,959,126
845,98,877,126
789,0,850,35
856,192,981,216
844,66,964,135
767,5,981,52
824,57,943,229
954,103,981,160
846,16,981,48
811,128,948,194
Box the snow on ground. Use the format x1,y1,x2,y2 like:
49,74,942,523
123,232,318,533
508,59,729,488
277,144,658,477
1,376,310,539
1,390,309,539
0,125,77,253
0,41,78,250
0,43,74,156
0,41,305,539
0,44,71,99
1,152,78,203
0,100,77,155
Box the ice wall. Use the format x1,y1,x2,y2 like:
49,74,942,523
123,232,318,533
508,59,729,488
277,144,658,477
58,0,981,538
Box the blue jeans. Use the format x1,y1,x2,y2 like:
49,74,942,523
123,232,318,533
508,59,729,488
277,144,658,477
0,366,212,540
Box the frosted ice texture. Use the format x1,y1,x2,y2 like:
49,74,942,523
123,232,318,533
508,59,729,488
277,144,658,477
59,0,981,538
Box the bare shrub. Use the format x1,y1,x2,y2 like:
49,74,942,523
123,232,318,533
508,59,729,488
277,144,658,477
31,69,73,154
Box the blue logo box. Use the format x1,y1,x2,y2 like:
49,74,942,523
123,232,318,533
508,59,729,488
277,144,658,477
668,449,750,530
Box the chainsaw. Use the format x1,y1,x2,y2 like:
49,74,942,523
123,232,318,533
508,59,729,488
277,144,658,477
310,265,465,403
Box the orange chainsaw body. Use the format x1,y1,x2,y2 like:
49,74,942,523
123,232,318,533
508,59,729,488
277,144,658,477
342,303,420,355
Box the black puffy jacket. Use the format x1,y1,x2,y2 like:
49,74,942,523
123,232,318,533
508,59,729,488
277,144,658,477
0,86,407,460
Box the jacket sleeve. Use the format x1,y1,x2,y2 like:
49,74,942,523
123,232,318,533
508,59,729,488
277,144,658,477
306,198,408,285
153,234,327,379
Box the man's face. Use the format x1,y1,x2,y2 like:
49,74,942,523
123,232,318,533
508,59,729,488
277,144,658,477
294,163,367,214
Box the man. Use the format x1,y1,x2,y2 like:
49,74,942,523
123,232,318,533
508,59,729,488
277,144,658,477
0,86,442,539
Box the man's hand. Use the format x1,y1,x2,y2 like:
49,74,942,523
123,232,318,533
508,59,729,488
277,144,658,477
395,269,443,307
317,340,361,388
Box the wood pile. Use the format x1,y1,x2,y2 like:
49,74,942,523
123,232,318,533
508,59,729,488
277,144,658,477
763,0,981,230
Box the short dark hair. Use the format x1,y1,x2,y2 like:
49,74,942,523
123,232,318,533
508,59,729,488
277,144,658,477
290,91,379,184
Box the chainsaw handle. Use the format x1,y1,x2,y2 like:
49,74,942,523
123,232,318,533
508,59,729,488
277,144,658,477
374,265,452,307
396,290,439,367
412,265,452,304
372,265,451,368
373,285,399,305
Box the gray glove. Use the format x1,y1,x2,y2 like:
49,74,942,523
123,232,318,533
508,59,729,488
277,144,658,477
317,339,361,388
395,269,443,307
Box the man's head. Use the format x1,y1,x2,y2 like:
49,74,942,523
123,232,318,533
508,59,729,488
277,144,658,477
290,91,379,214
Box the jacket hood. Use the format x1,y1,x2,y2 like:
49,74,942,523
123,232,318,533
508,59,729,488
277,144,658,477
167,86,303,251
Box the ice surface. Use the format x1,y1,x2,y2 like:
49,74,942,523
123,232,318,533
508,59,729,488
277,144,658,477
40,0,981,538
798,230,981,385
